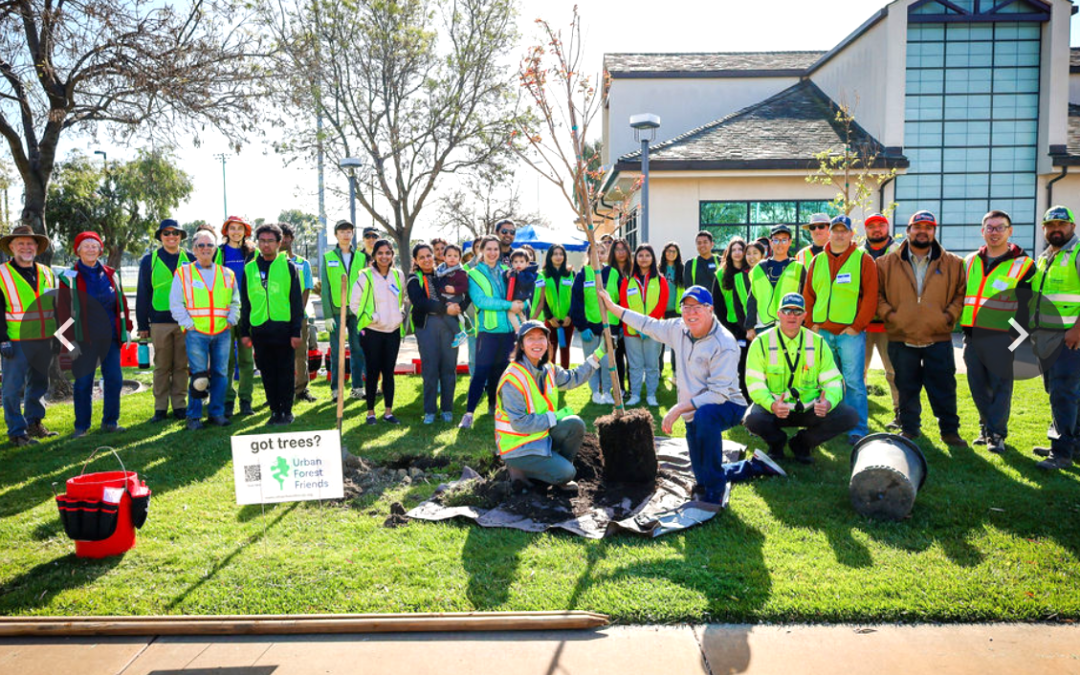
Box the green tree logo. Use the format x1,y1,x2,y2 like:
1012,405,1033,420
271,457,289,489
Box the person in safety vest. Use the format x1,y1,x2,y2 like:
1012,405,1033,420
802,215,879,445
876,210,967,447
169,229,241,430
1029,205,1080,470
861,213,902,430
350,238,406,425
598,285,786,504
239,224,304,426
658,242,684,378
717,237,752,401
795,212,832,268
0,226,58,446
495,320,606,490
539,244,575,369
960,210,1034,454
215,216,256,418
320,219,367,403
683,230,720,293
619,243,669,407
743,292,858,464
570,241,618,404
280,223,317,403
57,231,134,439
744,224,806,340
136,219,192,422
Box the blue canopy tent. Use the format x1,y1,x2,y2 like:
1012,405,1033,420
512,224,589,252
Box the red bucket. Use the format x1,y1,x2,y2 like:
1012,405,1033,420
56,449,151,559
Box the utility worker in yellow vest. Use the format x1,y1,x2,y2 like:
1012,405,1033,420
320,219,367,402
744,224,806,341
570,243,620,404
495,320,605,490
794,212,832,268
136,219,192,423
240,224,304,426
1028,205,1080,471
743,293,857,464
861,213,903,430
350,238,405,425
169,229,241,430
802,214,879,445
960,210,1034,454
0,226,58,446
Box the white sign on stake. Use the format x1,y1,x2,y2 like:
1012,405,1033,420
230,429,344,505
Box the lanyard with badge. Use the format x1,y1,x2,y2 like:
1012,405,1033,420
781,331,806,413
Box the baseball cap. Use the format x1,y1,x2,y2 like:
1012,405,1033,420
363,227,379,238
334,219,354,232
1042,205,1075,225
680,285,714,306
779,293,805,312
770,224,793,237
864,213,889,227
909,210,937,227
515,319,549,340
830,215,853,231
804,213,831,228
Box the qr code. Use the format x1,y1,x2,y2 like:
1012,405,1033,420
244,464,261,482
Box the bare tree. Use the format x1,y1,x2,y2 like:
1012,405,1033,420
437,169,546,242
0,0,269,244
806,101,897,219
263,0,520,270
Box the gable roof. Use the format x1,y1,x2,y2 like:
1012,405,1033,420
615,81,907,172
605,52,825,79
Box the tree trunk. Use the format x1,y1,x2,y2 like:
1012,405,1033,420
107,244,124,270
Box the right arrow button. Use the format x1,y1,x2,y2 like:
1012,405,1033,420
1008,317,1029,353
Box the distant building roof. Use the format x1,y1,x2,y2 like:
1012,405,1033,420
615,80,907,172
605,52,826,78
1052,104,1080,167
1071,47,1080,73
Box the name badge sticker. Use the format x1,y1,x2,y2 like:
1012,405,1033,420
327,260,340,267
627,287,640,296
63,269,78,279
561,278,573,286
991,279,1009,292
191,280,206,289
584,281,596,288
836,273,852,284
389,283,400,295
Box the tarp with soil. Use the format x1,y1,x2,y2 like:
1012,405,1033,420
406,436,745,539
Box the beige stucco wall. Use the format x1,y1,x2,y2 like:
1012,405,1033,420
1037,0,1073,174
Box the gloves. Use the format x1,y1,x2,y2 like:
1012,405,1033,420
325,316,336,333
591,347,606,362
580,329,594,343
0,341,13,359
554,406,575,422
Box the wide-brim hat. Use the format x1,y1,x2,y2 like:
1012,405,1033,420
0,226,50,257
221,216,252,238
155,219,187,241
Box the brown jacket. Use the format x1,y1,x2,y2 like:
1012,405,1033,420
876,239,966,345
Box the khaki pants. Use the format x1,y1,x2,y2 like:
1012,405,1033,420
151,322,188,412
294,316,310,395
864,330,899,412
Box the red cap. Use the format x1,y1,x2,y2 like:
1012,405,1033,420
72,231,103,253
864,213,889,227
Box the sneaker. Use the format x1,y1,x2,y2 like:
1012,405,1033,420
601,392,615,405
423,413,436,425
209,416,231,427
351,388,365,399
187,419,204,431
149,410,169,423
900,430,921,441
973,426,988,446
1036,454,1073,471
100,424,126,433
555,480,580,493
8,434,38,446
366,414,377,425
26,421,58,438
70,429,88,439
451,331,467,348
383,414,401,425
331,390,339,403
646,395,659,407
591,391,604,405
458,413,474,429
295,390,317,403
1033,446,1052,458
987,435,1006,455
751,449,788,477
441,412,453,423
941,433,969,448
885,416,902,431
626,395,641,406
281,413,294,425
266,413,283,426
238,400,255,416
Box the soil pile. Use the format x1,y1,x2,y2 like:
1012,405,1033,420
594,408,657,484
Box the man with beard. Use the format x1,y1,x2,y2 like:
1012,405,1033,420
1029,206,1080,470
494,219,517,268
862,213,902,428
876,210,967,447
960,210,1033,454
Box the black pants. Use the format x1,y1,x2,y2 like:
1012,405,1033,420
361,328,401,411
252,339,296,416
963,333,1015,439
614,332,627,393
743,403,858,456
467,332,514,413
888,340,960,436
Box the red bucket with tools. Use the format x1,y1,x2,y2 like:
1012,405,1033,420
55,448,151,558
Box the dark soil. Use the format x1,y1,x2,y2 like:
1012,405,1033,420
384,455,451,471
594,408,657,484
383,501,409,528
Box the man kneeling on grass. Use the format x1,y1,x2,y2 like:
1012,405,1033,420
598,285,785,504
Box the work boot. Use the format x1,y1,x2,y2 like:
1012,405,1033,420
885,414,901,431
788,435,814,464
900,430,921,441
1033,446,1052,458
224,401,235,419
941,432,969,448
187,419,204,431
26,421,58,438
149,410,169,423
296,390,317,403
987,434,1006,455
238,400,255,416
173,407,187,420
1036,454,1073,471
9,435,38,447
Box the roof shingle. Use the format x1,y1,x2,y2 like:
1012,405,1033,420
605,52,826,77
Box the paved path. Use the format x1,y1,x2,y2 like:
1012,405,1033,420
2,623,1076,674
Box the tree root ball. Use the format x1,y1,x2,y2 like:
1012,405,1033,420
594,407,657,484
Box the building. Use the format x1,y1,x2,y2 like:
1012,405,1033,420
601,0,1077,257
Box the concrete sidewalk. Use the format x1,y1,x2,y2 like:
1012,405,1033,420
2,623,1076,674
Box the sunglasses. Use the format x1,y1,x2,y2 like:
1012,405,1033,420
161,230,182,236
364,233,378,239
806,224,828,231
194,243,216,249
779,308,805,316
499,229,515,235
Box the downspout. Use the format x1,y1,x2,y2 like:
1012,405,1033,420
1047,165,1068,208
878,173,896,213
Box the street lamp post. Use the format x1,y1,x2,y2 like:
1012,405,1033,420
630,114,660,245
213,153,230,220
339,157,363,227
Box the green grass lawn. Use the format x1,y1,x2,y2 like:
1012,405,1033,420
0,366,1077,623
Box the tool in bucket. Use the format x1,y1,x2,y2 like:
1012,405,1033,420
54,447,151,558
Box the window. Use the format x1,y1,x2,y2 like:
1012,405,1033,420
622,210,639,250
698,201,840,251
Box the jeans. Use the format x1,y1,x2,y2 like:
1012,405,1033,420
624,333,662,398
888,341,960,436
963,332,1015,439
1,340,50,438
73,340,122,431
1041,340,1080,460
466,331,515,413
685,402,766,502
328,314,365,393
467,332,477,375
416,315,459,414
581,331,611,396
360,328,401,411
502,416,585,485
820,331,868,437
743,402,859,456
225,324,254,408
186,329,231,420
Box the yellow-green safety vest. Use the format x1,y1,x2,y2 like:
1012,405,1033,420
605,267,627,326
353,267,404,332
244,256,293,327
719,269,750,324
622,274,662,337
1030,243,1080,330
151,249,191,311
961,253,1033,331
580,266,603,324
494,361,556,456
176,263,234,335
748,260,805,326
0,262,56,341
541,271,573,321
744,326,844,408
809,248,864,325
795,245,819,268
468,264,507,332
323,248,366,311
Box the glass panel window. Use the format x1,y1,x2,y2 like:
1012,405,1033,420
751,201,797,225
700,201,747,225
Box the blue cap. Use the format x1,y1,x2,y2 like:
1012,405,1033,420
680,285,713,306
830,215,853,230
779,293,805,311
1043,205,1075,224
